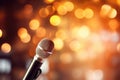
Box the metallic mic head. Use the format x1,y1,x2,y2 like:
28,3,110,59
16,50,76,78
36,38,54,58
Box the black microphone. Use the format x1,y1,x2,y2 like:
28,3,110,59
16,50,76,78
23,38,54,80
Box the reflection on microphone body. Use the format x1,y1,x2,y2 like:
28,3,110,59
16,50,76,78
23,38,54,80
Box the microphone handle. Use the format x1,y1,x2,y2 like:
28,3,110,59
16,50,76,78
23,57,42,80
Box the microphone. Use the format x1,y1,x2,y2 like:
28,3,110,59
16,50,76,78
23,38,54,80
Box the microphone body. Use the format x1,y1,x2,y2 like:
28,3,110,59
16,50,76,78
23,55,42,80
23,38,54,80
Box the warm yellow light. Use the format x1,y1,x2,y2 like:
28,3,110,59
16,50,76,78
84,8,94,19
108,8,117,18
74,8,84,19
44,0,54,4
64,1,74,12
71,25,90,39
50,15,61,26
79,26,90,38
69,40,83,52
0,29,3,38
108,19,119,31
55,29,67,40
29,19,40,30
1,43,11,53
60,52,72,64
46,5,55,15
36,27,46,38
100,4,111,17
39,8,49,18
57,5,67,15
75,50,88,62
53,38,64,50
21,34,31,43
92,42,105,54
18,27,28,39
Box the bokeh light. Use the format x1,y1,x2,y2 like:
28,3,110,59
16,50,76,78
39,8,49,18
100,4,117,18
71,25,90,39
36,27,46,38
64,1,74,12
117,0,120,6
1,43,11,53
74,8,84,19
100,4,111,17
18,27,28,39
57,5,67,15
55,29,67,40
50,15,61,26
84,8,94,19
108,19,119,31
21,34,31,43
86,70,104,80
60,52,72,64
0,59,11,73
29,19,40,30
44,0,55,4
0,29,3,38
117,43,120,52
75,50,89,62
69,40,83,52
108,8,117,18
53,38,64,50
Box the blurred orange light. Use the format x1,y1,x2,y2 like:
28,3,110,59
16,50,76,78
46,5,55,15
57,5,67,15
44,0,54,4
72,25,90,39
64,1,74,12
50,15,61,26
74,8,84,19
100,4,111,17
1,43,11,53
69,40,83,52
32,35,40,44
53,38,64,50
29,19,40,30
55,29,67,40
75,50,88,62
39,8,49,18
108,8,117,18
84,8,94,19
60,52,72,64
117,0,120,6
24,4,33,17
108,19,119,31
91,42,105,54
100,4,117,18
18,27,28,39
117,43,120,52
0,29,3,38
36,27,46,38
21,34,31,43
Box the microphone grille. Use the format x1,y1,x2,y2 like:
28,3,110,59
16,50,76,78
36,38,54,58
39,38,54,52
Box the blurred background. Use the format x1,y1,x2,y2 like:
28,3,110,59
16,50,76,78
0,0,120,80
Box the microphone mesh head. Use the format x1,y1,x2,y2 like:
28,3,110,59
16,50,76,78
36,38,54,58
